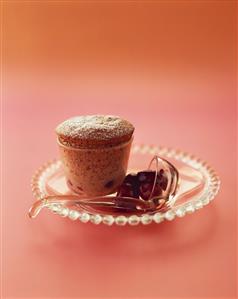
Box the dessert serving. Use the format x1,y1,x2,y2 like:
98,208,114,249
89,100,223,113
56,115,134,196
28,115,220,225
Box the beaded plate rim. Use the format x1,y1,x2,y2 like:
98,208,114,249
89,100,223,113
31,144,220,226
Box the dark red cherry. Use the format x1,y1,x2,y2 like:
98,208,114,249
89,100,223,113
117,173,139,198
139,181,163,200
117,183,134,198
137,170,156,183
117,170,168,201
139,183,154,200
157,169,168,191
138,170,168,190
137,170,168,200
123,173,138,185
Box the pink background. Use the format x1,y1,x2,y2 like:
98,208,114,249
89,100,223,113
2,1,237,298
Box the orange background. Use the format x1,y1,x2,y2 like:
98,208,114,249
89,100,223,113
2,1,237,298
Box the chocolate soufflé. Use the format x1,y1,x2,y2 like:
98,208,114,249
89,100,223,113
56,115,134,196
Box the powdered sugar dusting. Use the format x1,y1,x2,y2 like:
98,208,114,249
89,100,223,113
56,115,134,142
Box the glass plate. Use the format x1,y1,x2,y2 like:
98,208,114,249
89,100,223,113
31,144,220,226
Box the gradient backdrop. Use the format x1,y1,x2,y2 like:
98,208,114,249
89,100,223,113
2,1,237,298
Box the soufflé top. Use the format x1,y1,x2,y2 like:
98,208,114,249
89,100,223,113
56,115,135,149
